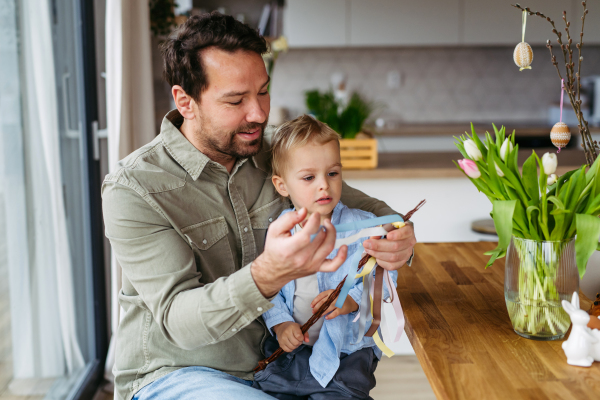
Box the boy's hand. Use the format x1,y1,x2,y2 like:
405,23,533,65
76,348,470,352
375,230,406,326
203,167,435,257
311,289,359,320
272,322,309,352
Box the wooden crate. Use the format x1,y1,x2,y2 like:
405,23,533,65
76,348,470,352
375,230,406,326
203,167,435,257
339,138,378,170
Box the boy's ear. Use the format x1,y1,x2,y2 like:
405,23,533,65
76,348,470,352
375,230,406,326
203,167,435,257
271,175,289,197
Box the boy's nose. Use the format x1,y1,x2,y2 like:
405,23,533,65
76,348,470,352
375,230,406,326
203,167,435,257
318,177,330,190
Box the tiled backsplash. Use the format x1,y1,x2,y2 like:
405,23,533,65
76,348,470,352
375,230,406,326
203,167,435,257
269,46,600,124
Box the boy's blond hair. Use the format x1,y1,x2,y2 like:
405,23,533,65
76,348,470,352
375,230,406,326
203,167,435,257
271,115,341,176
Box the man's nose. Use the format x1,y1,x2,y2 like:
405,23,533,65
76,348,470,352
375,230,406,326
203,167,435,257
246,98,268,124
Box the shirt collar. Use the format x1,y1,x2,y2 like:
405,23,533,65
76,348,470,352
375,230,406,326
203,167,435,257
330,201,345,225
290,201,346,227
160,109,264,180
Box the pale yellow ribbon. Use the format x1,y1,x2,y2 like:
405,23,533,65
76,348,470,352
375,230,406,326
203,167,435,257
520,10,531,71
368,274,396,357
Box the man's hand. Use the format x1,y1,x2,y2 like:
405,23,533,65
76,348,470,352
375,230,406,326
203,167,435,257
362,221,416,271
272,322,308,352
251,208,348,298
311,289,358,320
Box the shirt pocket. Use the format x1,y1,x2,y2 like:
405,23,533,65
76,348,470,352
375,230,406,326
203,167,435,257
182,216,235,282
248,198,286,254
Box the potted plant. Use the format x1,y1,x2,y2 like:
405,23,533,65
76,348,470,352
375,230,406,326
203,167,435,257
454,124,600,340
305,89,377,170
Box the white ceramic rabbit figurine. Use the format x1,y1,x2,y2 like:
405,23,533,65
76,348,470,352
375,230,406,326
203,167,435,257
561,292,598,367
590,328,600,362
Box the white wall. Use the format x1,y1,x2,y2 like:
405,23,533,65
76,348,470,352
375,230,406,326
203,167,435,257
346,177,494,244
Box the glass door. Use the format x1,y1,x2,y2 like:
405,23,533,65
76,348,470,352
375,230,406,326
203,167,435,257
0,0,107,399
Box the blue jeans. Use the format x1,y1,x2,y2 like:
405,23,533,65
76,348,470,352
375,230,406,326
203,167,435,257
253,336,378,399
133,366,277,400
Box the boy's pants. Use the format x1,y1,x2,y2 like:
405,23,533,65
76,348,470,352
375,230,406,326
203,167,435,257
252,336,378,400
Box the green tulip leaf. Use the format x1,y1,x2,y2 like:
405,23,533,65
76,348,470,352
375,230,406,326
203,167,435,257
484,200,516,268
522,153,539,206
508,143,520,177
575,214,600,278
566,166,588,211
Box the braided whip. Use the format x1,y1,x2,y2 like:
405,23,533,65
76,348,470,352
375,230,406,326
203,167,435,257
254,199,426,373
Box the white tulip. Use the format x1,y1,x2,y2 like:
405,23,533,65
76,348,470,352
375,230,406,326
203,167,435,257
500,139,513,161
542,153,558,175
464,139,482,161
547,173,558,185
495,163,504,177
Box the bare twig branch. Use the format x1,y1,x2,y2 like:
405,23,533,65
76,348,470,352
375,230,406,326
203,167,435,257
512,3,597,164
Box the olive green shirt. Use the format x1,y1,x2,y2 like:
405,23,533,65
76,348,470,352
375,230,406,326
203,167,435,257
102,110,396,400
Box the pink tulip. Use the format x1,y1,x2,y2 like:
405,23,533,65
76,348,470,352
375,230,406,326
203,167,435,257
458,159,481,179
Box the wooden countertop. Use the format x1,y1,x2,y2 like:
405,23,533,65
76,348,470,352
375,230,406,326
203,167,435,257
399,242,598,400
343,149,589,179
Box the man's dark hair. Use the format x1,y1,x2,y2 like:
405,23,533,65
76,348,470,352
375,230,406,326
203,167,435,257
161,12,268,101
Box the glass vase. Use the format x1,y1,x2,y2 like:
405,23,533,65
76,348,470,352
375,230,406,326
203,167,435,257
504,236,579,340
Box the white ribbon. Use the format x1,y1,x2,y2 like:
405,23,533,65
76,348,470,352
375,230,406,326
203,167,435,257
334,226,388,249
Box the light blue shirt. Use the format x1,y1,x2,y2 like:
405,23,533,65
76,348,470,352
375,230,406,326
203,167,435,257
261,201,398,388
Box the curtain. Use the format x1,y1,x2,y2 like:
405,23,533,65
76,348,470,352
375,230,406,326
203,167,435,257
105,0,156,381
6,0,85,379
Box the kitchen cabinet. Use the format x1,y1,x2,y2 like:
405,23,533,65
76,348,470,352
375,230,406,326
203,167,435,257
283,0,598,48
283,0,347,47
348,0,460,46
463,0,577,45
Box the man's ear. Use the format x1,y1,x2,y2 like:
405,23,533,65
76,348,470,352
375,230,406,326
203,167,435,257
172,85,196,119
271,175,289,197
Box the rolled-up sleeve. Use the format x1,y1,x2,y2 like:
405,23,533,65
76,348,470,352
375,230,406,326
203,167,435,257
102,180,273,351
262,292,295,335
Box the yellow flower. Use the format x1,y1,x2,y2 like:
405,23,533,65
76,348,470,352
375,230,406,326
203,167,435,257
270,36,288,53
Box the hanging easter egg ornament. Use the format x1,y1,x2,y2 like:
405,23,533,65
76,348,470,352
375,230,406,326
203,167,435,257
514,11,533,71
550,79,571,152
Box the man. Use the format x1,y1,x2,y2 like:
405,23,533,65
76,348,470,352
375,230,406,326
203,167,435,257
102,13,416,400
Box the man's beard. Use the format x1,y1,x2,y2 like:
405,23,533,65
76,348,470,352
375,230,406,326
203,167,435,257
203,121,268,160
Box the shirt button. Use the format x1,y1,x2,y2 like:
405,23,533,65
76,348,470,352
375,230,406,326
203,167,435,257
244,227,248,232
202,239,207,245
232,328,237,332
257,307,263,312
268,218,273,222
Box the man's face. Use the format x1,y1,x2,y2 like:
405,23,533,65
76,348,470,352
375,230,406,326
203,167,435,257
192,48,270,160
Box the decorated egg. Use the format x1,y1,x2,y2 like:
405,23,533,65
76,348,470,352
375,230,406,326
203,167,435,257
550,122,571,149
513,42,533,70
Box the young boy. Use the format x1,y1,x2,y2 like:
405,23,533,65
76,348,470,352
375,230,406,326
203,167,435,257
253,115,397,400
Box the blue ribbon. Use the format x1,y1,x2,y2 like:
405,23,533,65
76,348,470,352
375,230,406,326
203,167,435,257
310,214,404,242
335,248,365,309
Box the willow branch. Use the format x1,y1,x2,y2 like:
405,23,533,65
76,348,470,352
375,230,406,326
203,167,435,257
513,3,597,164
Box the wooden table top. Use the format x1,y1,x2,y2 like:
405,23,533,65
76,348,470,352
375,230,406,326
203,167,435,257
399,242,599,400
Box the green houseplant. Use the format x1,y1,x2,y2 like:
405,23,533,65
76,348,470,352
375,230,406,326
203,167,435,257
455,124,600,339
304,89,373,139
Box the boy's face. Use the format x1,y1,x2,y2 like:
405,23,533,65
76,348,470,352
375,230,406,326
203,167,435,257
272,140,343,220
